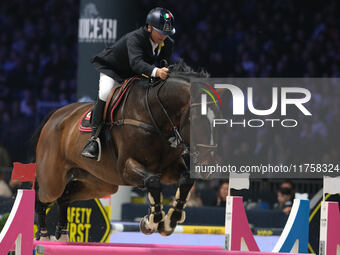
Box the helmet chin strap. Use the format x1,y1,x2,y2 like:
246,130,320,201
148,27,158,44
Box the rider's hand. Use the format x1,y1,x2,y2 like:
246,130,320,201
156,67,169,80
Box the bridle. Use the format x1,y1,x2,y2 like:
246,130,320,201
109,74,217,163
145,79,188,154
145,77,218,165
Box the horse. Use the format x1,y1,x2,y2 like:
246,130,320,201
34,62,215,241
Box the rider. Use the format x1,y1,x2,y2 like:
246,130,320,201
82,7,175,160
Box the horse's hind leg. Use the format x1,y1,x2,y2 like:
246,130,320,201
158,162,194,236
54,180,83,241
55,171,118,241
35,185,52,240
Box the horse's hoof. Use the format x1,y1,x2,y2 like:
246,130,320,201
39,236,51,241
139,216,155,235
158,221,175,236
57,234,69,242
55,225,69,241
35,229,50,241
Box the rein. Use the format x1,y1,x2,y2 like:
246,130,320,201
108,76,217,158
108,78,188,154
145,79,188,152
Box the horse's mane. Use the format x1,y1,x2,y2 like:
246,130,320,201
169,59,209,80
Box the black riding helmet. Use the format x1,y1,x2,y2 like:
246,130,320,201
146,7,175,36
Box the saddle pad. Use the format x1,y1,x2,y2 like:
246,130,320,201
78,77,141,133
109,77,140,123
78,107,93,132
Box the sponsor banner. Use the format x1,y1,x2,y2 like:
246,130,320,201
77,0,142,100
190,78,340,179
34,199,111,242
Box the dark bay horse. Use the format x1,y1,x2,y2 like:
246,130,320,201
34,63,213,240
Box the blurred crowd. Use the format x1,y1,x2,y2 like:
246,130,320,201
161,0,340,78
0,0,78,161
0,0,339,213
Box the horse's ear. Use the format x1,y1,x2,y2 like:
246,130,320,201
199,69,210,78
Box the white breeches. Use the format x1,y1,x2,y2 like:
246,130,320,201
98,73,116,101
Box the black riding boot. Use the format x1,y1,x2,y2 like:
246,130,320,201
81,99,106,160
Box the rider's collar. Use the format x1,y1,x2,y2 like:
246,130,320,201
149,38,158,52
149,39,164,56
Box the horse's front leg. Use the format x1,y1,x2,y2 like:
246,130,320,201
159,166,194,236
139,175,166,234
122,158,165,235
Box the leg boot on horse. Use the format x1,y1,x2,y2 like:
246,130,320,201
81,99,106,161
35,196,51,241
120,157,166,235
54,180,84,241
158,168,194,236
139,175,166,235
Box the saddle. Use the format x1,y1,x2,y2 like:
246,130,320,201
79,76,166,136
78,77,141,132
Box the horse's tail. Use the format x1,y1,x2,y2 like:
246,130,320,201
29,110,58,163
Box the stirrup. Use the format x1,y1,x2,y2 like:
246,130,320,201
82,136,102,161
94,137,102,161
